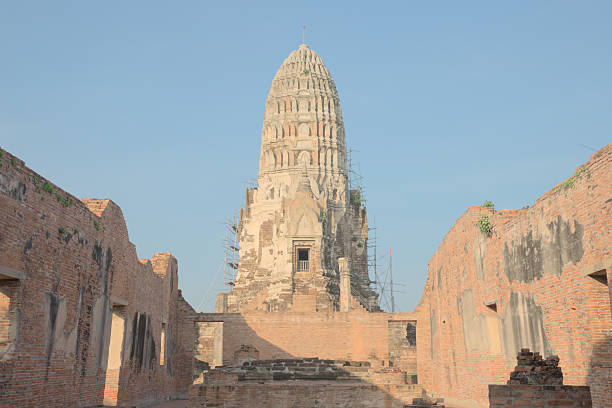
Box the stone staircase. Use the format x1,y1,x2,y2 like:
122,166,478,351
220,358,376,382
205,357,419,387
197,358,437,407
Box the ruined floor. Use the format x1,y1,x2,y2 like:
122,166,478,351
146,400,188,408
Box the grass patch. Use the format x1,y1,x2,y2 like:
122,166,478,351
61,195,73,208
554,166,588,193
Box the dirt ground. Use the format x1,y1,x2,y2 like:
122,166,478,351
145,400,189,408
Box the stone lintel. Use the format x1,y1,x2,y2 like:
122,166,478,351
110,295,128,306
0,264,25,280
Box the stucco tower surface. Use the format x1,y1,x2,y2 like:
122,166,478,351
415,143,611,408
221,44,379,313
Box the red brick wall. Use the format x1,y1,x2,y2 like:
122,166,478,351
103,368,121,405
489,384,592,407
195,310,418,370
0,148,193,407
415,143,611,407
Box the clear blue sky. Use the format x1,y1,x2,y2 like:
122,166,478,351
1,1,610,312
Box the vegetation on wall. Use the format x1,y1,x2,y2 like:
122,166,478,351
42,181,54,194
554,166,588,193
477,214,493,237
481,200,494,210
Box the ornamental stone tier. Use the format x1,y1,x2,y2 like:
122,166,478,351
218,44,379,313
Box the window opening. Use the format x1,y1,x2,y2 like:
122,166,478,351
588,269,608,286
297,248,309,272
103,305,125,405
485,301,498,313
0,281,18,361
160,322,166,366
405,322,417,346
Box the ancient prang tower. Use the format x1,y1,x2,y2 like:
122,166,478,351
219,44,379,313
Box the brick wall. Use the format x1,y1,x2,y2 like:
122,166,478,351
415,143,611,407
388,321,417,373
194,321,223,368
0,148,194,407
194,309,418,370
489,384,592,407
189,381,421,408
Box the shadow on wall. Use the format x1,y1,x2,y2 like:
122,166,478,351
587,333,612,408
191,314,424,408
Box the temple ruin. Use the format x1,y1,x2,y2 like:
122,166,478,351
219,43,378,314
0,43,610,408
0,154,194,406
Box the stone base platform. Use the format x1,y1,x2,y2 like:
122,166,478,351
189,358,425,407
489,384,592,407
189,381,424,408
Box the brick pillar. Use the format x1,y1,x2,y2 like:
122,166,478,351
339,257,351,312
216,293,228,313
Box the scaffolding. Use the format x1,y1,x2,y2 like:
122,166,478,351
373,246,404,312
245,179,258,190
368,220,379,302
223,214,239,287
347,148,400,312
347,148,367,209
346,147,376,308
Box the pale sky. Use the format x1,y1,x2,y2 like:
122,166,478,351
1,1,610,312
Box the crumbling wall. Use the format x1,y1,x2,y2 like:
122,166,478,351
195,311,417,371
489,348,593,407
189,381,415,408
194,321,223,368
189,357,424,407
415,143,612,407
388,320,417,374
0,148,194,407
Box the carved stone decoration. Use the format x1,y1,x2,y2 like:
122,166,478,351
298,123,310,137
297,151,311,167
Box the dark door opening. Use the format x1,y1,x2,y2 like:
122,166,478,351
297,248,309,272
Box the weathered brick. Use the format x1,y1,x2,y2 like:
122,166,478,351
0,149,195,407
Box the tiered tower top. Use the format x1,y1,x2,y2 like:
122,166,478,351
258,44,348,203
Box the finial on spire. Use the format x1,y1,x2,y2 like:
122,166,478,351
302,25,306,45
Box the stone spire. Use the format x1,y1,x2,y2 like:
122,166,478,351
219,45,379,314
258,44,347,205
